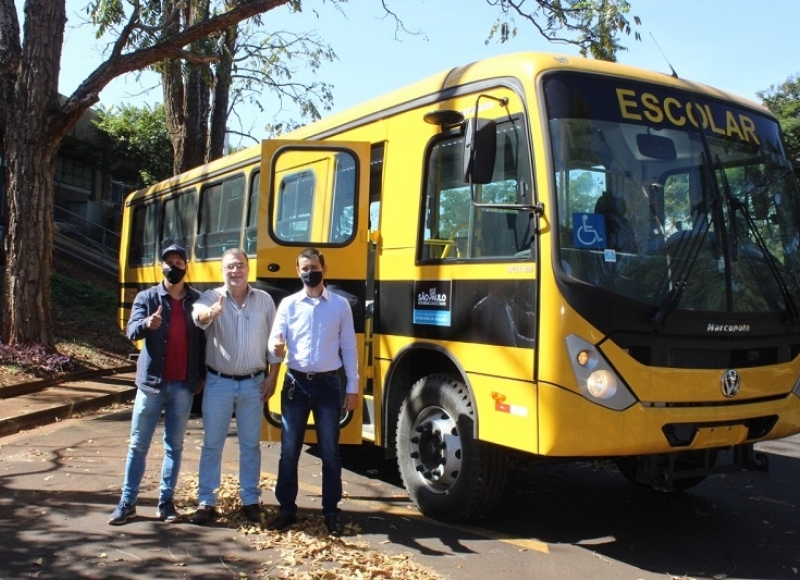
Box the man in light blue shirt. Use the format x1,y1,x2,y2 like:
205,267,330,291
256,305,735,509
268,247,358,535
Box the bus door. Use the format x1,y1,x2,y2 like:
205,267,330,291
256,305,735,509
258,140,372,444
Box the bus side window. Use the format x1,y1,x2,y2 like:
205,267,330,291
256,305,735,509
275,171,314,243
329,153,356,243
421,117,532,261
270,149,359,245
128,202,159,266
195,175,245,260
161,190,197,258
245,171,260,256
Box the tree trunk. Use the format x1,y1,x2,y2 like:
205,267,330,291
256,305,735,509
208,24,237,161
163,57,188,176
1,0,65,348
183,61,210,171
3,127,56,347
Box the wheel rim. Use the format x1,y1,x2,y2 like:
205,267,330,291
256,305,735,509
407,405,462,493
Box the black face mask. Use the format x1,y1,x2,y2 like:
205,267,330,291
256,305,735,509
163,265,186,284
300,270,323,288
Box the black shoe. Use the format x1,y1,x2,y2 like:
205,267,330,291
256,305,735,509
108,501,136,525
271,512,296,531
324,515,342,536
189,505,217,525
156,501,182,523
242,503,261,523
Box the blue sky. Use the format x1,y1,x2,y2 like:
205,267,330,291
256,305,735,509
59,0,800,149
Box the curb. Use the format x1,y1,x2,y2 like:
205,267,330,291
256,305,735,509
0,386,137,438
0,364,137,400
0,365,138,437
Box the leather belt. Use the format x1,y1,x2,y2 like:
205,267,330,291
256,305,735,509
287,368,340,381
207,366,264,381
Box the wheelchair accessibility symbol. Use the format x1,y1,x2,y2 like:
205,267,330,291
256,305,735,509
573,213,606,249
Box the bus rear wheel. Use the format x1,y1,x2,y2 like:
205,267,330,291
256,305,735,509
396,373,507,523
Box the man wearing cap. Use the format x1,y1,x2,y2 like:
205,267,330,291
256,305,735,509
189,248,281,525
109,244,206,525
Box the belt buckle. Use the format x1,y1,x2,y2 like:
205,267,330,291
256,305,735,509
306,372,316,380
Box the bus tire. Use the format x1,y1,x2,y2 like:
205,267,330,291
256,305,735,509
396,373,507,523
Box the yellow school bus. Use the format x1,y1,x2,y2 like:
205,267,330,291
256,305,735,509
119,52,800,523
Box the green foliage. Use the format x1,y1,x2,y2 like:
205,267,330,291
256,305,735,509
87,1,338,159
93,103,174,188
485,0,640,62
51,268,134,356
758,75,800,168
51,272,116,313
87,0,126,38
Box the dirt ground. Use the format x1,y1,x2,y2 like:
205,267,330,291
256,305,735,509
0,258,133,387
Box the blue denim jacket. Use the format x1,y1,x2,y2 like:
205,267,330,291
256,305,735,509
126,282,206,391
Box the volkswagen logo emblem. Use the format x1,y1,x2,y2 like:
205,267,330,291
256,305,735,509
721,369,741,397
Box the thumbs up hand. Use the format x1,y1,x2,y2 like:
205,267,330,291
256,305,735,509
208,295,225,321
148,305,163,330
272,332,286,358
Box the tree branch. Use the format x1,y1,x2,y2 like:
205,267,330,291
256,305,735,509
57,0,294,136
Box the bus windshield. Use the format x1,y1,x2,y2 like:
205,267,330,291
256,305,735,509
546,72,800,316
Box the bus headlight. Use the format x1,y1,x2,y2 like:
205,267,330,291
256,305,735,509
587,369,617,399
565,334,636,410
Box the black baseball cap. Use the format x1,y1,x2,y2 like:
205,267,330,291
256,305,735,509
160,244,188,262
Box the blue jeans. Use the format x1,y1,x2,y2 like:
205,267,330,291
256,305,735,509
121,381,194,505
197,372,263,506
275,371,343,517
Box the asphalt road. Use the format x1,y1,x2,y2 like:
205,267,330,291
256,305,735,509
1,403,798,580
339,434,800,580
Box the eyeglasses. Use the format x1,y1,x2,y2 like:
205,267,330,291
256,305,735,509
223,262,247,272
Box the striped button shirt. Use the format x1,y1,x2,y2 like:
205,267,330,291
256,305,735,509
193,286,282,376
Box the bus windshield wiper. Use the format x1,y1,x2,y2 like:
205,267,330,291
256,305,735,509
719,160,800,324
651,147,726,326
651,203,712,325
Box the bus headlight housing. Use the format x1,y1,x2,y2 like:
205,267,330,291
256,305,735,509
565,335,636,410
792,374,800,399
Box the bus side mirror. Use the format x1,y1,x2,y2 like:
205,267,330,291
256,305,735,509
463,118,497,184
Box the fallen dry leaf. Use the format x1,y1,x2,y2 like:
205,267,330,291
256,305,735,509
174,473,447,579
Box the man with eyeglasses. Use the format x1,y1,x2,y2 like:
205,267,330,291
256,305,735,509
189,248,281,525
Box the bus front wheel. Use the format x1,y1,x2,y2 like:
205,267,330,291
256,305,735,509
396,373,506,523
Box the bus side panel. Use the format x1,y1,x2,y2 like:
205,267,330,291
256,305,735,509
375,335,539,454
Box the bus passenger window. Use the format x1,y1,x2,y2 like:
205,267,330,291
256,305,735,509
244,172,260,256
128,202,159,266
195,175,245,260
161,190,196,258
